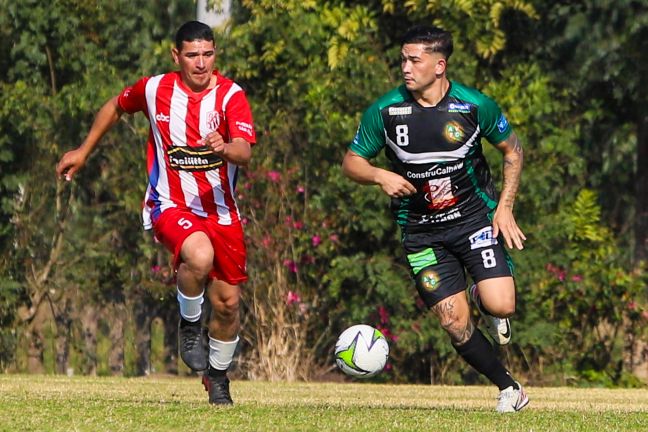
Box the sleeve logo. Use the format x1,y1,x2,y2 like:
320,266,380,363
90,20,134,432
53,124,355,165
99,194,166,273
497,114,509,133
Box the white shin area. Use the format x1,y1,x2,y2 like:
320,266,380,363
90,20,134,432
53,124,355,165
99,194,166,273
208,336,239,370
176,287,204,322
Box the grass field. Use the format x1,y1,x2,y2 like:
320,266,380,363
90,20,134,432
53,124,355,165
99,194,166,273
1,375,647,431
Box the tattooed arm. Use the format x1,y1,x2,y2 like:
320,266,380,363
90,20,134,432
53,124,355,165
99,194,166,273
492,132,526,250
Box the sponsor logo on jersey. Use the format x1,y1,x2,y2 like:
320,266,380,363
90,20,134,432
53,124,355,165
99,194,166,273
155,113,170,123
423,177,458,209
236,120,254,137
167,145,224,172
419,269,440,292
407,161,464,179
469,226,498,250
497,114,509,133
206,110,220,131
444,121,464,142
417,209,462,224
388,106,412,116
448,102,472,113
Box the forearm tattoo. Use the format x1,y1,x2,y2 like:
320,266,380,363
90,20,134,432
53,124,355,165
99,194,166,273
501,134,523,209
432,298,474,345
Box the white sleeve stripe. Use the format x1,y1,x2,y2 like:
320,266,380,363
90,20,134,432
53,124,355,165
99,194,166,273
222,83,242,111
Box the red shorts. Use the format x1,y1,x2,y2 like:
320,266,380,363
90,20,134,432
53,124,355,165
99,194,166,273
152,208,248,285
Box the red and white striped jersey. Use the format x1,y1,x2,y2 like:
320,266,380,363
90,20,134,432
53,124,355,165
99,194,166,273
117,71,256,229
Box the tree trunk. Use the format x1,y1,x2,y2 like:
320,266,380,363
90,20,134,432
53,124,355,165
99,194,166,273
108,302,126,376
160,302,179,375
636,114,648,264
25,302,50,373
54,296,72,375
81,304,98,376
133,288,156,376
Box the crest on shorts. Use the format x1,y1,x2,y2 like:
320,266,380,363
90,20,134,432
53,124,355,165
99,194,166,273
419,269,440,292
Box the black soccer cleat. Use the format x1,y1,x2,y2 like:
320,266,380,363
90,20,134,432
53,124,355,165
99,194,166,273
202,371,233,405
178,317,208,371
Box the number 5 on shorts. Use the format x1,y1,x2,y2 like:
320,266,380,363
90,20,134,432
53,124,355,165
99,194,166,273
178,218,193,230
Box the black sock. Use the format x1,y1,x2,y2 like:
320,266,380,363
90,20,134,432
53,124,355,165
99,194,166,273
208,366,227,378
453,329,517,390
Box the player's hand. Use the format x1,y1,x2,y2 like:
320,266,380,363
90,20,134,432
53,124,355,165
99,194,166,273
200,131,226,156
375,170,417,198
492,206,526,250
55,149,88,182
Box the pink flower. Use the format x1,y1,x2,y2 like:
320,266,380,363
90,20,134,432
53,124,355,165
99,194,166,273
571,274,583,282
262,235,272,248
283,259,298,273
377,326,398,342
628,301,637,311
558,271,566,282
329,233,339,243
267,171,281,183
151,265,160,273
293,220,304,230
377,306,389,324
286,290,301,305
241,217,249,226
311,235,321,247
296,185,305,194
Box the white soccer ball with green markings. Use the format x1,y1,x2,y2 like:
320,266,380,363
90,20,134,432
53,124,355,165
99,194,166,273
334,324,389,378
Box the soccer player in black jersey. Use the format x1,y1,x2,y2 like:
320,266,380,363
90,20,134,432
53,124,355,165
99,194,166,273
342,25,528,412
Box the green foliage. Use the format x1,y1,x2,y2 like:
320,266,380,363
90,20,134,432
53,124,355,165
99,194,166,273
0,0,645,387
522,189,646,385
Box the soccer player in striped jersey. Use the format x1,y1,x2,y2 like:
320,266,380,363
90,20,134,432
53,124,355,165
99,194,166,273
342,25,528,412
56,21,256,405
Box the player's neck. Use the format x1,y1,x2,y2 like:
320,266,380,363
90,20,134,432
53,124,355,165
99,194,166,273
413,77,450,107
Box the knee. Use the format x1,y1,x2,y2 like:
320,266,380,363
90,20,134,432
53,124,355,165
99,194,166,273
210,293,240,319
182,246,214,277
438,315,472,344
486,300,515,318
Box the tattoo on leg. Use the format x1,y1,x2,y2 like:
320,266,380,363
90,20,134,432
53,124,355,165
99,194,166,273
432,299,474,345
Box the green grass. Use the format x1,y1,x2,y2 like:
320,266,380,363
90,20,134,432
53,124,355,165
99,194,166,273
1,375,647,431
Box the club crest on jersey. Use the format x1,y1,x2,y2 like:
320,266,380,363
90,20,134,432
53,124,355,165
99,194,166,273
444,121,464,142
206,111,221,131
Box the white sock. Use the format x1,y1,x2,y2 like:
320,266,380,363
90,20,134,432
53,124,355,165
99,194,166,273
177,287,204,322
208,336,239,370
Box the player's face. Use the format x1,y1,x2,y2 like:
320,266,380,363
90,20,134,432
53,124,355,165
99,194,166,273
401,43,446,94
172,39,216,92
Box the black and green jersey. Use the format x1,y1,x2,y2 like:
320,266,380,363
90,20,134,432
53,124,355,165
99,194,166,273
349,80,512,232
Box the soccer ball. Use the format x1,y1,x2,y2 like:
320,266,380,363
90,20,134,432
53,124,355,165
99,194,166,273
334,324,389,378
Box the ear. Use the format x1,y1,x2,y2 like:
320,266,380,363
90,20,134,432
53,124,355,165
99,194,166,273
171,47,180,65
435,57,447,76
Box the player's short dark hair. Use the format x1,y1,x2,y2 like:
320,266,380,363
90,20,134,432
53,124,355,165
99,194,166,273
401,25,453,60
175,21,214,50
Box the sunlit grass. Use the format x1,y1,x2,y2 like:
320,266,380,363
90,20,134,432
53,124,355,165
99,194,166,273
1,375,647,431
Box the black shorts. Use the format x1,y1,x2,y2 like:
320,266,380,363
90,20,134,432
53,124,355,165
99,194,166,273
402,214,514,307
